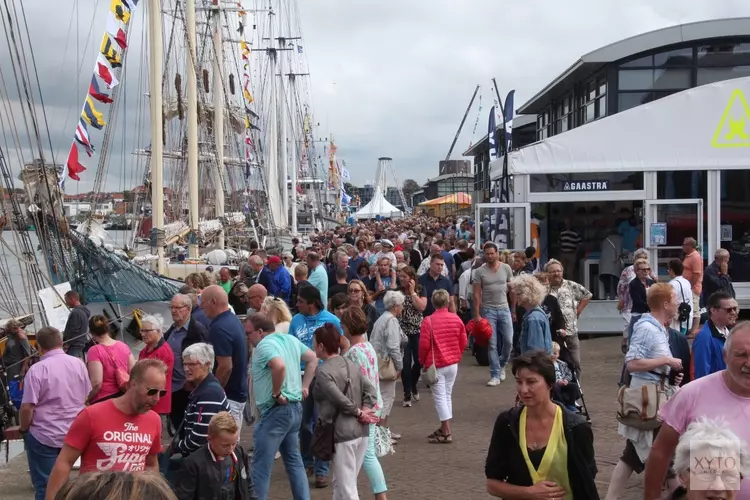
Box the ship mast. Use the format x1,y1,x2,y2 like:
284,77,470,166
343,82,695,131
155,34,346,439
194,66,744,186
212,0,225,249
186,0,200,258
148,0,165,274
265,7,284,228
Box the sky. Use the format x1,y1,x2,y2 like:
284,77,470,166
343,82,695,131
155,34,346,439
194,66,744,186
2,0,750,194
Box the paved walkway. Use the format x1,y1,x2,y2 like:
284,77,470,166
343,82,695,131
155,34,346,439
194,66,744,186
0,336,644,499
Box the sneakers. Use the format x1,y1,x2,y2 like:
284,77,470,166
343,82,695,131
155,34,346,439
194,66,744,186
412,390,420,401
402,399,412,407
499,368,507,382
391,432,402,440
314,476,329,489
486,377,502,387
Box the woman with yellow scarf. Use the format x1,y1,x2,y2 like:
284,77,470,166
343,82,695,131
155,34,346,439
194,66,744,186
485,351,599,499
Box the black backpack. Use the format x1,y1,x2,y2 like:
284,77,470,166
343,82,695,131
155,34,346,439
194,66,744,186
676,280,691,323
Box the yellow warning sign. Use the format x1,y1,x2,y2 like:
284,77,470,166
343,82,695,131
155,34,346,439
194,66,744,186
712,89,750,148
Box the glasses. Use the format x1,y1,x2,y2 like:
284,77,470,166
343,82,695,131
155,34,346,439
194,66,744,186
146,388,168,397
183,361,202,368
170,305,189,310
141,328,158,333
720,306,739,313
638,267,651,271
350,289,363,294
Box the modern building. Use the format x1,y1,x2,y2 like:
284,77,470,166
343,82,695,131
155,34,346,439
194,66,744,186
467,17,750,333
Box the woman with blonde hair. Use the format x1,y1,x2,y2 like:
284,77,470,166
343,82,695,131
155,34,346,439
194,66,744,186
348,279,378,334
512,274,553,354
260,296,292,333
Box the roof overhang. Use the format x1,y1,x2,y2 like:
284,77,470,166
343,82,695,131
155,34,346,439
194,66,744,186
491,77,750,178
518,17,750,115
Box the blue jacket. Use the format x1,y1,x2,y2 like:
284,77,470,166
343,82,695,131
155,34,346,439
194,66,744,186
520,306,552,355
288,310,343,351
692,320,726,380
268,266,292,303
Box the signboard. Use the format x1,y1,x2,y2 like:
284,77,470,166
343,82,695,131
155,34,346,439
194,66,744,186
38,282,72,332
721,224,733,242
650,223,667,246
562,180,609,192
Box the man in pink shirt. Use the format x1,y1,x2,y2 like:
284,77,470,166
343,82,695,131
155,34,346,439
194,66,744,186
681,237,703,336
644,321,750,499
6,326,90,500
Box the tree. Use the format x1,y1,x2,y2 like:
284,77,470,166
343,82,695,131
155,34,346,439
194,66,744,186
402,179,421,206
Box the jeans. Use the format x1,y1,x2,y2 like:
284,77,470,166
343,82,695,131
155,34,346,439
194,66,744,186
331,436,368,500
432,364,458,422
227,399,247,442
252,402,309,500
362,424,387,494
482,307,513,378
300,378,330,477
24,432,61,500
65,345,85,360
401,333,421,400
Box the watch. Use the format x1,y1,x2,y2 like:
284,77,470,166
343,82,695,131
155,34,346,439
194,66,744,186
272,392,281,400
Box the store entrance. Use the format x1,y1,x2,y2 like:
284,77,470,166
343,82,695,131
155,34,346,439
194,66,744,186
531,200,643,300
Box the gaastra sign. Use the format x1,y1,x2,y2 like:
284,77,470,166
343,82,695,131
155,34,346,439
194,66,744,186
562,180,609,192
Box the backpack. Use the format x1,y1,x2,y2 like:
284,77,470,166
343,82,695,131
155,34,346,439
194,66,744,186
676,280,691,324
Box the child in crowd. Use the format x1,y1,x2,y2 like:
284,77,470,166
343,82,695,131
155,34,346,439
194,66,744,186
551,341,580,411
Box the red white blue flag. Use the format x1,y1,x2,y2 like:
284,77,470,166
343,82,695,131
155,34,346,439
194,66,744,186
74,119,95,157
89,76,113,104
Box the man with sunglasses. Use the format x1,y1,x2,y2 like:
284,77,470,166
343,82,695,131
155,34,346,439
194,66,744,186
45,359,167,499
692,291,736,379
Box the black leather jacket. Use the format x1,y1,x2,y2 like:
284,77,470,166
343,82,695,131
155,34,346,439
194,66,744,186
175,444,257,500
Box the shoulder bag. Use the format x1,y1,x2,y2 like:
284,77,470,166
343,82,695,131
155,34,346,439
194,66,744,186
616,370,667,431
420,318,439,386
311,358,352,461
376,317,400,382
104,344,130,392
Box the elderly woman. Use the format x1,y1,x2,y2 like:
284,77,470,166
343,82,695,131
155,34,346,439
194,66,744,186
512,274,553,355
369,291,405,436
486,351,598,499
282,251,297,282
171,343,230,458
627,258,656,342
138,315,175,416
419,289,466,444
260,295,292,333
617,248,653,344
86,314,136,404
670,418,749,500
313,324,379,500
348,279,378,335
341,307,389,500
605,283,684,500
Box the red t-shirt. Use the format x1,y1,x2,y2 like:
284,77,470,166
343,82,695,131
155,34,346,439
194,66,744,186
137,341,174,414
65,400,162,473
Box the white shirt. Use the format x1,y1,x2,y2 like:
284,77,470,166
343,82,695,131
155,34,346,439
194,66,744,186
669,276,693,330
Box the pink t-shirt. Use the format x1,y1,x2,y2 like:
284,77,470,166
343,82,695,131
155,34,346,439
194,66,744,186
660,371,750,498
87,341,132,402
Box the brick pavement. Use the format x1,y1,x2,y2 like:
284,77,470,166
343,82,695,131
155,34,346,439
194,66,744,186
0,336,644,499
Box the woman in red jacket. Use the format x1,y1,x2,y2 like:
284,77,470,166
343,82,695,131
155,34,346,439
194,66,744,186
138,314,174,416
419,289,467,444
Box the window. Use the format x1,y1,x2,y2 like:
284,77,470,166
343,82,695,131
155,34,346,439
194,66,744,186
656,171,707,200
554,95,573,134
577,75,606,125
698,43,750,67
698,65,750,85
618,46,695,113
720,170,750,282
621,47,694,68
537,110,552,140
618,90,678,112
529,172,644,192
618,68,691,91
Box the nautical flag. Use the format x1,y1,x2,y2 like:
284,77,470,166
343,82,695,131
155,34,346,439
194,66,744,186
237,21,244,34
241,41,250,59
341,167,351,181
89,76,113,104
487,105,498,161
245,105,259,119
297,45,303,53
122,0,139,9
66,143,87,181
96,55,119,88
100,35,122,68
243,88,253,103
82,96,106,130
341,190,351,205
111,0,131,24
106,15,128,49
74,119,95,157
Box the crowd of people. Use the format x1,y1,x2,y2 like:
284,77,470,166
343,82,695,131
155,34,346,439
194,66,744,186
1,215,748,500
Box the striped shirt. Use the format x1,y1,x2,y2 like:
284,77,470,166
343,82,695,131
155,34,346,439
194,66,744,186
175,373,230,456
559,229,582,253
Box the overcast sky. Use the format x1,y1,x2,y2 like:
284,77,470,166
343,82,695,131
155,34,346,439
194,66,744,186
3,0,750,193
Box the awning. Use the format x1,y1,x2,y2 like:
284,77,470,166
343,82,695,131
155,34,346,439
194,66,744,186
419,192,472,206
491,76,750,177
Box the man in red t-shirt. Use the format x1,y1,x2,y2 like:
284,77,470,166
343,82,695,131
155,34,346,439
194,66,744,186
44,359,167,500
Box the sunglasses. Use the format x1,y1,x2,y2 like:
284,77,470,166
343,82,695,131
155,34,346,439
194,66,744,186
146,388,168,397
720,306,739,313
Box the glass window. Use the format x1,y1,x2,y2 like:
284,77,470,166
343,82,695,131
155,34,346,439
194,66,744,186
656,171,707,200
585,102,595,122
698,43,750,67
618,91,677,112
621,54,653,68
653,47,693,67
697,66,750,85
720,170,750,282
619,68,690,91
529,172,644,192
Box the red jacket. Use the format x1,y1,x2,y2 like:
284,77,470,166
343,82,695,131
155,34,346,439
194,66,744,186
419,308,467,368
138,339,174,414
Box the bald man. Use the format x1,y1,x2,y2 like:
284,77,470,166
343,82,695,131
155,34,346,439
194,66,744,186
202,285,249,435
247,284,267,316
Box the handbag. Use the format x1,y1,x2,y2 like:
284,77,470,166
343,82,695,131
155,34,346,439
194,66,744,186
374,425,394,458
376,318,399,382
311,358,352,461
420,318,438,386
104,344,130,392
616,370,668,431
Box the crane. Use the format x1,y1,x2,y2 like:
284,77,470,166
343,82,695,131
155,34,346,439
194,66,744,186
445,84,480,161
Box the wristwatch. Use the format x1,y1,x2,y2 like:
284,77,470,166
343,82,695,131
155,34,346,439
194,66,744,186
272,392,282,400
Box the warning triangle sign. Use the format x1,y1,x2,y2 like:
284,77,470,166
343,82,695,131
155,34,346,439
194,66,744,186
712,89,750,148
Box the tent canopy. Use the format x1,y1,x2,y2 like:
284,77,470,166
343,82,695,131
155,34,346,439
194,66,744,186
491,76,750,178
419,192,472,206
354,186,403,220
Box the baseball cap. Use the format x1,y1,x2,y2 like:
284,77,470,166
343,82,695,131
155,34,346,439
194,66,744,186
266,255,282,265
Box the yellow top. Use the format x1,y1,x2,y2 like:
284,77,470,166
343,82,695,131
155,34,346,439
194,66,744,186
519,406,573,500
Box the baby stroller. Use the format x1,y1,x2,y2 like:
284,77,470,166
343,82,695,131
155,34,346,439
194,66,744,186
551,342,590,422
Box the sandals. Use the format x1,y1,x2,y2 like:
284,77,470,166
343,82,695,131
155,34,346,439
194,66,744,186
427,428,453,443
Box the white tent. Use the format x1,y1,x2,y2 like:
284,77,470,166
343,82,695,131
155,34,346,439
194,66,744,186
490,76,750,177
354,186,403,220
